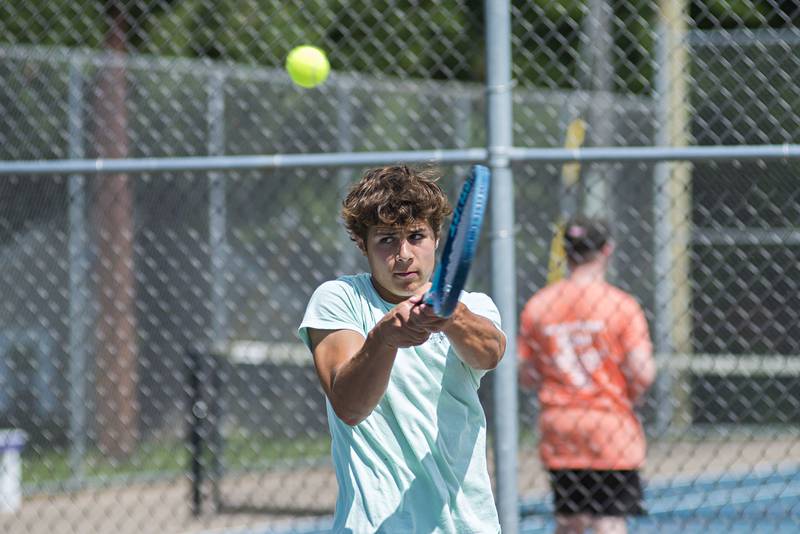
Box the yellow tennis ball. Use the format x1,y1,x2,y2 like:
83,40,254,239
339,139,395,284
285,45,330,88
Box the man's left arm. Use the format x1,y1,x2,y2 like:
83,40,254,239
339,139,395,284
441,302,506,370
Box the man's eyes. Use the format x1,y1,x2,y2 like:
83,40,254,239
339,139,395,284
377,232,427,244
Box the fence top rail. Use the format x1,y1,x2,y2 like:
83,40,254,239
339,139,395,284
509,144,800,163
0,44,485,97
0,149,488,176
0,145,798,175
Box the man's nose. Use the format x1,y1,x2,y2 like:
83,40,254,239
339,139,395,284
396,240,412,261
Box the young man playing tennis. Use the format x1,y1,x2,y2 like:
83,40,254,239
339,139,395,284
518,216,656,534
298,165,505,533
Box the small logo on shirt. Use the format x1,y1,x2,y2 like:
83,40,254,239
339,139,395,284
430,332,447,345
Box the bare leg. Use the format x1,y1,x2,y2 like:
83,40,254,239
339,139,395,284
591,516,627,534
555,514,591,534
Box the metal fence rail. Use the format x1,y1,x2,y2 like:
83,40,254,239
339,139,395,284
1,2,799,534
2,143,799,175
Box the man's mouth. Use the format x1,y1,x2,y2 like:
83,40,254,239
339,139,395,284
393,271,418,279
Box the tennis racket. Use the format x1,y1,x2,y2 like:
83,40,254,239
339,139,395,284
424,164,491,317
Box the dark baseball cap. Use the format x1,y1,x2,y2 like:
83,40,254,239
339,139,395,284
564,215,610,263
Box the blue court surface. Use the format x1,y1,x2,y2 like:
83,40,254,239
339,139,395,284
228,467,800,533
517,467,800,533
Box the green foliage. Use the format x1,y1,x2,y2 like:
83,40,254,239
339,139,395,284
321,0,482,80
525,0,585,20
616,0,657,94
143,0,333,63
1,0,105,48
692,0,770,27
0,1,796,93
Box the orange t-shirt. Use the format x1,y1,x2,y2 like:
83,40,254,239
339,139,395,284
518,278,653,470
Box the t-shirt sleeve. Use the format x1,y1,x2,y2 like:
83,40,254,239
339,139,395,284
297,280,366,352
619,297,652,355
461,291,503,334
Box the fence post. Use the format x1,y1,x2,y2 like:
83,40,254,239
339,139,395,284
653,0,693,435
579,0,615,220
67,58,89,482
187,348,223,515
208,71,228,345
485,1,519,532
187,349,206,516
337,82,358,276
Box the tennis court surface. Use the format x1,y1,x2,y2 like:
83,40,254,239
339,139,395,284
202,466,799,534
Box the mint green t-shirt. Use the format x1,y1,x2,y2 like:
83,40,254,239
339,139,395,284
298,273,502,534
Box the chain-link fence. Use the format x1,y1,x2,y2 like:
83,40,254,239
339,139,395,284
0,1,799,533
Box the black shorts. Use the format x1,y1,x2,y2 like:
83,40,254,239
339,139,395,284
549,469,646,516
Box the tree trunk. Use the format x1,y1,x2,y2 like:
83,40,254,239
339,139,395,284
91,0,139,459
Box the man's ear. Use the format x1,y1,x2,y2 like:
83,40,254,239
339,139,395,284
601,241,614,257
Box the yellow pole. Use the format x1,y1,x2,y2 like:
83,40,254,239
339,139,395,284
654,0,693,432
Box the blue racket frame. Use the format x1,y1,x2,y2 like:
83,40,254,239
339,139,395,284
425,165,491,317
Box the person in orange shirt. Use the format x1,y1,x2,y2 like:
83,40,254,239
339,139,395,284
519,216,656,534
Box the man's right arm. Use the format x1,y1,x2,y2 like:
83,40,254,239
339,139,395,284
309,293,431,426
620,301,656,404
622,345,656,404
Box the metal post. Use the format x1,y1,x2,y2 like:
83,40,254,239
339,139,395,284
67,59,88,481
337,83,358,276
653,0,692,435
579,0,615,219
452,93,473,198
208,72,228,344
207,72,228,508
485,1,518,532
187,349,205,516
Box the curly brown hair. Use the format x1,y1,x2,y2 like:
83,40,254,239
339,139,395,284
341,165,453,244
